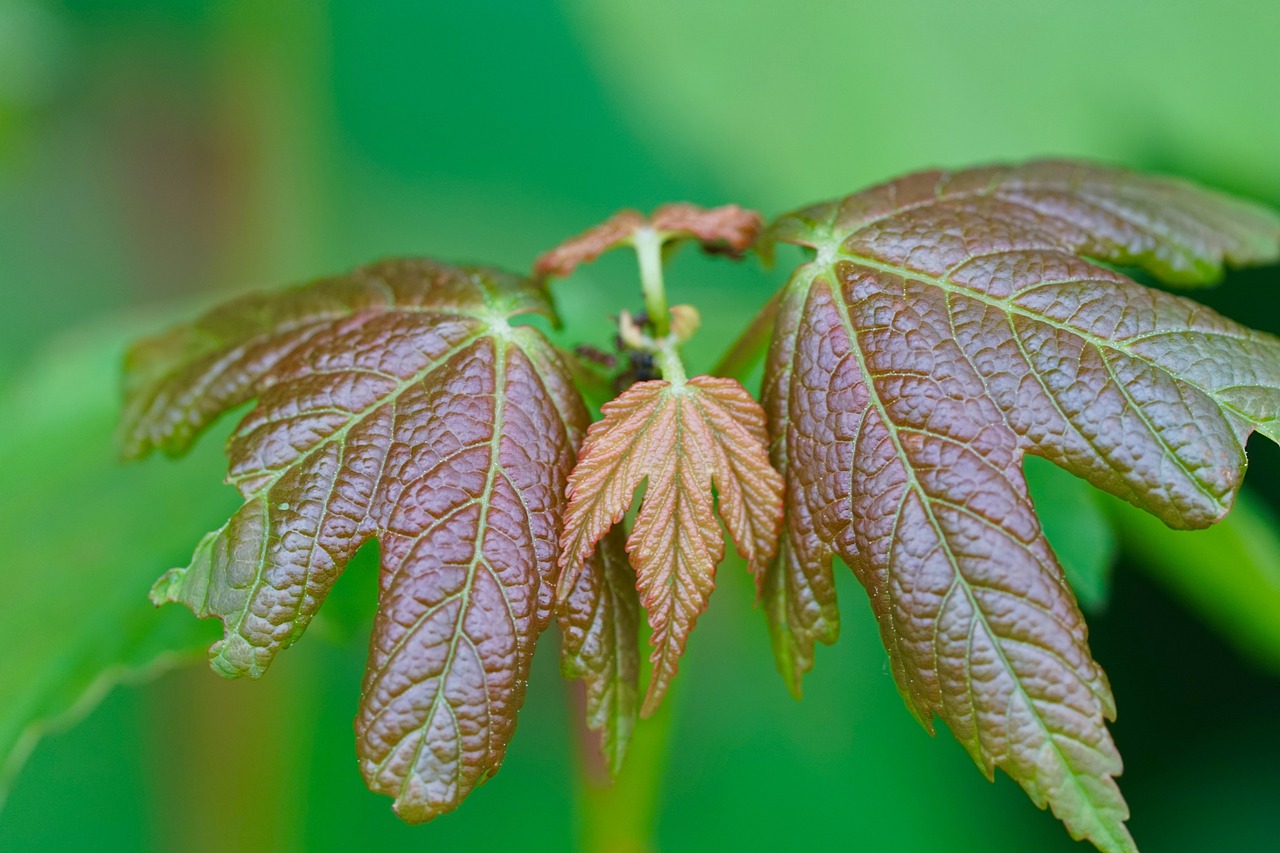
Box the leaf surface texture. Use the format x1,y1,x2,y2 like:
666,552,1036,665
559,377,783,715
558,525,640,775
762,161,1280,852
120,259,588,822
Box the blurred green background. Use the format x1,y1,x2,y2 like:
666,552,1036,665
2,1,1279,851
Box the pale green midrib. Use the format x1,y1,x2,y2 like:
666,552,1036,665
389,336,511,808
136,293,529,454
640,399,720,714
213,500,272,672
560,393,668,591
234,330,487,501
505,327,577,609
192,329,492,674
357,500,488,703
881,480,927,724
361,334,576,725
839,249,1257,485
817,260,1125,842
653,403,691,674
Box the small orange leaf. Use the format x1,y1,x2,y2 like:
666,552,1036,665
558,376,783,716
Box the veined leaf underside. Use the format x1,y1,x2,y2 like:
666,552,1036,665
120,259,589,822
558,525,641,776
762,160,1280,853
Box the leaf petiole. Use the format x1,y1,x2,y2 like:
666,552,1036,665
652,340,687,385
629,225,695,384
632,225,671,340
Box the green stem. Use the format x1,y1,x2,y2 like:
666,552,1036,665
711,288,781,381
630,226,692,384
633,227,669,339
653,341,687,385
574,675,677,853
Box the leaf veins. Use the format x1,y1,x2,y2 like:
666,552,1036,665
558,376,783,716
762,161,1280,853
119,259,589,823
558,525,640,776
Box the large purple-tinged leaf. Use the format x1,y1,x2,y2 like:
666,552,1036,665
120,259,588,822
762,161,1280,852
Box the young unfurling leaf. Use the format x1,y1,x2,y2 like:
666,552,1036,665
762,161,1280,852
558,376,783,716
119,259,589,822
533,203,763,281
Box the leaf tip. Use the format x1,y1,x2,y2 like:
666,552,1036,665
147,567,185,606
781,668,804,701
390,792,440,826
604,742,630,781
767,631,812,702
638,687,664,720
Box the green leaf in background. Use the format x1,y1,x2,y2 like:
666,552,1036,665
1024,456,1118,614
1103,486,1280,672
0,319,239,808
567,0,1280,210
0,0,67,163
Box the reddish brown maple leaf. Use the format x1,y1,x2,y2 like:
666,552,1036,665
558,376,783,715
119,259,588,822
762,160,1280,852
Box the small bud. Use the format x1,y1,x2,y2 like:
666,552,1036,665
618,310,650,350
669,305,702,344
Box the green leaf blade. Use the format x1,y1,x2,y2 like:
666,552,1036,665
1106,486,1280,672
1023,456,1118,614
0,324,237,810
